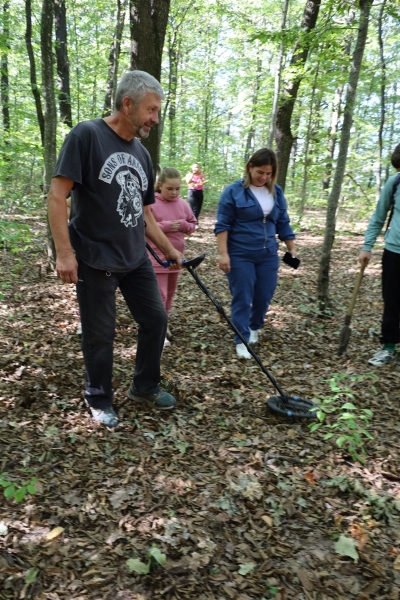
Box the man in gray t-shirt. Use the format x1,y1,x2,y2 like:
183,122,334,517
48,71,181,427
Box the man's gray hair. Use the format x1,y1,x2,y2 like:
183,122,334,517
114,70,164,110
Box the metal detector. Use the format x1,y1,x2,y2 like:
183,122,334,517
147,244,319,419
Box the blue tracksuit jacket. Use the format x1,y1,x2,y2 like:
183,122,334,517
214,179,295,252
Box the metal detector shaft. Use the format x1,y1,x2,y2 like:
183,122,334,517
185,265,288,399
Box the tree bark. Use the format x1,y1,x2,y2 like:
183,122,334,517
102,0,127,117
317,0,374,313
1,1,10,140
275,0,321,189
25,0,45,145
54,0,72,127
244,48,262,162
376,0,386,196
41,0,57,266
267,0,289,149
323,9,355,191
130,0,171,170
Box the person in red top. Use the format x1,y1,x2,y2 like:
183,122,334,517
147,167,197,345
185,162,205,223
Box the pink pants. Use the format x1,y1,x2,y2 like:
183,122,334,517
156,272,180,316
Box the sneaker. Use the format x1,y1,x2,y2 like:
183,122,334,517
127,386,176,410
88,405,119,427
76,323,82,335
368,349,396,367
236,343,252,359
163,337,171,347
249,329,259,344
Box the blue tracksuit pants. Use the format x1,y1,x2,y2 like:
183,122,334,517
227,248,279,344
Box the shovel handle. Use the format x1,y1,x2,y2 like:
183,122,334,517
347,265,365,316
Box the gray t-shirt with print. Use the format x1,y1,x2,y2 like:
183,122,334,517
53,118,155,272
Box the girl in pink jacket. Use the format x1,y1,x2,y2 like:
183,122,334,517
146,168,197,345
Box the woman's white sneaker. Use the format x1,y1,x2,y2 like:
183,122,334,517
236,343,252,359
249,329,259,344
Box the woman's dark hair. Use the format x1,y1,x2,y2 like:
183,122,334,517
243,148,278,193
155,167,181,192
391,144,400,170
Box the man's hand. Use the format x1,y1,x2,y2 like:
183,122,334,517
164,247,183,270
358,250,371,268
56,251,78,284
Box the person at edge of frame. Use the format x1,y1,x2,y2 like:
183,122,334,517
47,70,183,427
214,147,297,359
359,143,400,367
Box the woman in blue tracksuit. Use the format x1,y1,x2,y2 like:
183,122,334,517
215,148,297,359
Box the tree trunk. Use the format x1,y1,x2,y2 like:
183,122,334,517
376,0,386,196
299,63,319,218
130,0,171,170
317,0,374,313
244,49,262,162
267,0,289,149
275,0,321,189
25,0,45,145
323,10,355,191
41,0,57,267
1,1,10,141
102,0,127,117
54,0,72,127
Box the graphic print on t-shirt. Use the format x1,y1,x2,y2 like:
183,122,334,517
98,152,148,228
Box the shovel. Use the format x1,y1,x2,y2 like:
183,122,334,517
337,265,365,356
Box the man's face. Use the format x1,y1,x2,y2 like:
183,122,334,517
127,92,161,139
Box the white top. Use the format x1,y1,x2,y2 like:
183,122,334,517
250,185,274,216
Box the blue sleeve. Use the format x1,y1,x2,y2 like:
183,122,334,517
362,176,396,251
214,184,236,235
275,186,295,241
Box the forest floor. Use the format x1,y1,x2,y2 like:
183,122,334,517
1,210,400,600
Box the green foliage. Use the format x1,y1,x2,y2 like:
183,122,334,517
126,545,167,575
309,373,377,463
0,472,37,502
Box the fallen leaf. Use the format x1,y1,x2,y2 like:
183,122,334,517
335,535,359,562
44,527,64,541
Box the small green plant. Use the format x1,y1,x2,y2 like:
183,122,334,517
309,373,374,463
0,472,37,502
126,545,166,575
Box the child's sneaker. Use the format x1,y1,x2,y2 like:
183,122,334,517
236,343,252,359
368,349,396,367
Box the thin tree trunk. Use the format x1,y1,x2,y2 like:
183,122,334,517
25,0,45,145
376,0,386,196
386,82,397,181
1,1,10,141
244,48,262,162
54,0,72,127
299,63,319,218
102,0,127,117
130,0,171,170
267,0,289,149
323,10,355,191
275,0,321,189
41,0,57,267
317,0,374,313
